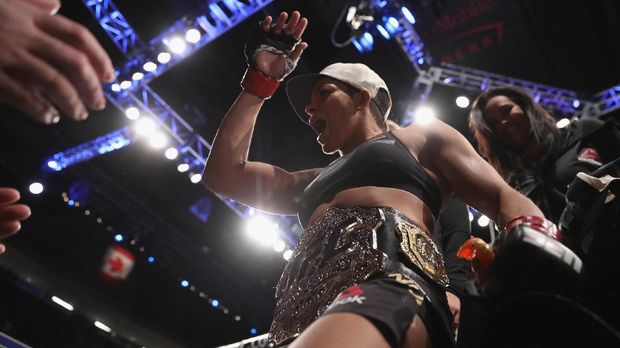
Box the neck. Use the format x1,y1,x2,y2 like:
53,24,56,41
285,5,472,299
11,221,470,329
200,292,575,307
339,117,384,156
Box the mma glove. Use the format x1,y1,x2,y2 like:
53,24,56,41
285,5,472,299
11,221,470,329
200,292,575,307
241,21,301,99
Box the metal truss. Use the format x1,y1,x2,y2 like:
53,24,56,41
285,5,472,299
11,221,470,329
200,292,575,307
82,0,142,54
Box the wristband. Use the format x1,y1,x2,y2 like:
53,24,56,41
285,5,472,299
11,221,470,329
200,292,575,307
241,67,280,99
504,215,560,241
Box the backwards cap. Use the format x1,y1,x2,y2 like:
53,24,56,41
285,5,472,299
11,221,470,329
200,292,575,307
286,62,392,124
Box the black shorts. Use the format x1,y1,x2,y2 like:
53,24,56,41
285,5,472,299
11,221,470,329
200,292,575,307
322,274,456,348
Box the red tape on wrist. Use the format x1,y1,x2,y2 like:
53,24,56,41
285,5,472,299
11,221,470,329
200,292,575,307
241,67,280,99
505,215,560,241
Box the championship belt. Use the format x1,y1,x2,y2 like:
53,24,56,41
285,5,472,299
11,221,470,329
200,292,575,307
268,207,448,346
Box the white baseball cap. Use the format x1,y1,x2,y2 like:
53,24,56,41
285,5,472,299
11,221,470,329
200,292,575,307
286,62,392,124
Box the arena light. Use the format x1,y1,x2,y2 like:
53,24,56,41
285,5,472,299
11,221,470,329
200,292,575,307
185,28,201,43
147,256,155,263
211,299,219,307
375,24,390,39
114,234,123,242
134,117,157,137
94,321,112,333
401,6,416,24
573,99,581,108
125,107,140,120
148,132,168,148
177,163,190,173
455,96,470,108
250,328,257,335
143,61,157,72
167,36,187,54
47,160,59,170
51,296,74,311
157,52,171,64
477,215,490,227
180,280,189,287
414,106,436,124
29,182,44,195
110,83,121,92
273,239,286,253
132,72,144,81
164,147,178,160
556,118,570,128
283,249,293,261
245,216,279,247
190,173,202,184
119,80,132,90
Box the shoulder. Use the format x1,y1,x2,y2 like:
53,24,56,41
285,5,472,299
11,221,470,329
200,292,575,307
392,119,460,146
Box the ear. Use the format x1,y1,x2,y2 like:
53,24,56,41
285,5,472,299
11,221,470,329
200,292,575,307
356,89,372,110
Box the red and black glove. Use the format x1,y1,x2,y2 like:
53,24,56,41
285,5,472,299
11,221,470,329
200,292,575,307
240,21,301,99
458,215,582,299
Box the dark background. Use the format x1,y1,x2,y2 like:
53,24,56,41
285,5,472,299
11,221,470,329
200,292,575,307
0,0,619,347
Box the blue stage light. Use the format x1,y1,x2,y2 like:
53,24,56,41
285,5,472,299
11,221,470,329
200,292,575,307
376,24,390,39
250,328,257,335
181,280,189,287
114,234,123,242
147,256,155,263
401,7,416,24
211,299,219,307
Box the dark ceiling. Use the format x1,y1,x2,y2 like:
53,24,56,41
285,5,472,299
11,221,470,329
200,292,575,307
0,0,619,347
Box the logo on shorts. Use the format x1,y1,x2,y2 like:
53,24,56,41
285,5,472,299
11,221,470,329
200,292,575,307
329,285,366,307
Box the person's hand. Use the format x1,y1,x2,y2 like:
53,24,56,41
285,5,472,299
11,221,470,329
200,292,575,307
255,11,308,80
0,188,31,254
446,291,461,332
0,0,115,124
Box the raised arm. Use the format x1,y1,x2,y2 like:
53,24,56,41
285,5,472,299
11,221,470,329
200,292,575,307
424,120,544,227
202,12,317,215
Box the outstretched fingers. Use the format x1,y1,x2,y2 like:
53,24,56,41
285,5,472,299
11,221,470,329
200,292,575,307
290,42,308,62
293,16,308,40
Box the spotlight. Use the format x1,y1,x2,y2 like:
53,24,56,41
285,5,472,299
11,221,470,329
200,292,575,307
110,83,121,92
273,239,286,252
143,61,157,72
185,28,201,43
177,163,190,173
573,99,581,108
180,280,189,287
148,132,168,148
375,24,390,39
134,118,157,137
125,107,140,120
132,72,144,81
235,315,241,321
29,182,44,194
190,173,202,184
556,118,570,129
147,256,155,263
245,216,279,247
120,80,132,90
414,106,436,124
157,52,171,64
250,328,257,335
47,160,59,170
455,96,470,108
211,299,219,307
167,37,187,54
401,6,416,24
114,234,123,242
477,215,490,227
51,296,74,311
164,147,178,160
283,249,293,261
94,321,112,333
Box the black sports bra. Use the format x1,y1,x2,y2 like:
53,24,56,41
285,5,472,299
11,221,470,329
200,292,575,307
298,131,442,227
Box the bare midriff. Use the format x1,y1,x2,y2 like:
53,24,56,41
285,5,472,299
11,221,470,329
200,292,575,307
305,186,437,235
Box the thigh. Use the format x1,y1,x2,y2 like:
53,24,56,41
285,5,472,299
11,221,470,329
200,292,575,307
288,312,391,348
